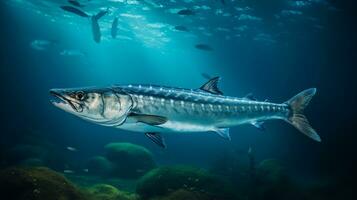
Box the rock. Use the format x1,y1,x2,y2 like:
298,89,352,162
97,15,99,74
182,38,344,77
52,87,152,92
136,166,236,200
86,156,112,176
151,189,208,200
86,184,137,200
104,143,156,179
0,167,86,200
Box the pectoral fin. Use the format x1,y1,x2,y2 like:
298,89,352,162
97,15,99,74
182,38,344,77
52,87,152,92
128,113,168,126
145,132,166,148
212,128,231,140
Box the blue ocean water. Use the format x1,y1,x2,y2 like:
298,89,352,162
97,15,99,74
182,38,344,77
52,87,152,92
0,0,356,200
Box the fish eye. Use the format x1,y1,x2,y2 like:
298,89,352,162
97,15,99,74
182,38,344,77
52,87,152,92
75,91,85,100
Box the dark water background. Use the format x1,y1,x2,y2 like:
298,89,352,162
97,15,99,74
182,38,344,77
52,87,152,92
0,0,356,198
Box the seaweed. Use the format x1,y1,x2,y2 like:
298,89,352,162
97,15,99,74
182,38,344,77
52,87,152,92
104,143,156,179
0,167,87,200
136,165,237,200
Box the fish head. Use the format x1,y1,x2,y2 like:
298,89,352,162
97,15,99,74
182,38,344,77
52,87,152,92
50,87,133,126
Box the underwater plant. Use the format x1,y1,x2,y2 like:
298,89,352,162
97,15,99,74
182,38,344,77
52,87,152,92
86,156,113,177
2,129,67,171
86,184,137,200
105,143,156,179
248,159,306,200
136,165,236,200
150,189,209,200
0,167,87,200
210,148,252,188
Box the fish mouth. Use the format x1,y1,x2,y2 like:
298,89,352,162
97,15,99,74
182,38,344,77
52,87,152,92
49,90,82,112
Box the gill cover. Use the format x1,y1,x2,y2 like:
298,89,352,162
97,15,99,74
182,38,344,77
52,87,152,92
101,91,133,126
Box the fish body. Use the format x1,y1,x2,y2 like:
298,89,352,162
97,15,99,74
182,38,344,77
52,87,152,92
91,16,101,43
30,40,56,51
174,25,189,32
68,0,84,8
177,9,195,16
91,10,108,43
113,85,288,134
50,77,321,148
60,6,89,18
66,146,78,151
195,44,213,51
60,49,86,57
111,17,119,39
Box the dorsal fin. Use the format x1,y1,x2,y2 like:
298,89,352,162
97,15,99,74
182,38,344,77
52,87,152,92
199,76,223,95
244,93,257,101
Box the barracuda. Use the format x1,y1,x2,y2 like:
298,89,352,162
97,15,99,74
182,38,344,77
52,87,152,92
50,77,321,148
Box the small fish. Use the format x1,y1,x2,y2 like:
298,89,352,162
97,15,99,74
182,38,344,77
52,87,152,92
63,170,74,174
174,25,189,32
68,0,84,8
111,17,119,39
60,6,89,18
66,146,78,151
195,44,213,51
60,49,86,57
83,169,89,173
30,40,56,51
136,169,145,173
91,9,109,43
247,146,256,178
177,9,195,16
248,146,253,155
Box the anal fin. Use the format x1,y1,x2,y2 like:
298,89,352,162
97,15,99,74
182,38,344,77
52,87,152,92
251,121,266,131
145,132,166,148
212,128,231,140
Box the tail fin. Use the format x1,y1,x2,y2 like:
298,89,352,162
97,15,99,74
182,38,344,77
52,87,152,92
284,88,321,142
